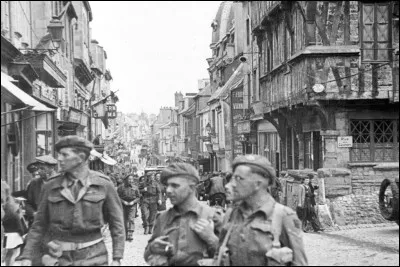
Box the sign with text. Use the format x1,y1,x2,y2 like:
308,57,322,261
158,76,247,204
107,104,117,118
338,136,353,148
237,120,251,134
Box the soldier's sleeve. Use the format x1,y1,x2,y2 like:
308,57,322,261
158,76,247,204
25,181,36,219
104,182,125,260
19,182,51,260
281,210,308,266
144,212,163,262
156,183,162,202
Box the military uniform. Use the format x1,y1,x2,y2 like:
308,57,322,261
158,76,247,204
140,178,162,234
219,197,307,266
117,182,141,240
19,136,125,266
217,154,307,266
144,201,223,266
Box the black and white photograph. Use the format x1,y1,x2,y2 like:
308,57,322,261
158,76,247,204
0,1,399,266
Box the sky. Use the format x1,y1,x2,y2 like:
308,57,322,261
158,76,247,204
90,1,222,115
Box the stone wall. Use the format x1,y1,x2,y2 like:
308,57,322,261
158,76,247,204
326,193,387,226
282,164,399,226
349,162,399,194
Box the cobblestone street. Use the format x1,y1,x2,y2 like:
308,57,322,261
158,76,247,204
104,201,399,266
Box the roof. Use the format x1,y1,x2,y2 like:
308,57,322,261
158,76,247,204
211,2,234,44
197,84,212,97
198,105,210,114
208,63,245,103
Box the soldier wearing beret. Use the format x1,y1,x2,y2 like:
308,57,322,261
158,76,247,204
19,135,125,266
144,163,223,266
216,154,308,266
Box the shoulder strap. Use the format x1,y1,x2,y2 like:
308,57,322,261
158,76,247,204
216,208,235,265
270,203,285,248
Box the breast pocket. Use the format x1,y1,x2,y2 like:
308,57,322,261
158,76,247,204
48,195,73,227
82,193,106,227
248,221,274,260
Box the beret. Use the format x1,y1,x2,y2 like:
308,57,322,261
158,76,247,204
160,163,199,185
55,135,94,151
35,155,58,165
26,162,39,173
232,154,276,179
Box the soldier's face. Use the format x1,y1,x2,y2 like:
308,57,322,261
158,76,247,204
304,178,310,184
57,148,84,172
166,177,195,206
227,165,259,202
127,176,134,185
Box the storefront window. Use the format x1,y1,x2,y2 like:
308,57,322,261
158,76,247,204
36,113,54,156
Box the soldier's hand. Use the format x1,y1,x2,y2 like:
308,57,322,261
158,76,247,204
20,259,32,266
191,218,215,243
149,235,174,255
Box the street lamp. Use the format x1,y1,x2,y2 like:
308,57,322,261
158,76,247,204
47,18,64,49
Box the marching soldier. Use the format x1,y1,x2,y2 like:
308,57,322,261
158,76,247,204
140,172,162,235
144,163,223,266
19,135,125,266
117,174,141,241
217,154,307,266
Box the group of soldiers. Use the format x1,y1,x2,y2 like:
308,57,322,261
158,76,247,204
116,170,166,241
1,135,309,266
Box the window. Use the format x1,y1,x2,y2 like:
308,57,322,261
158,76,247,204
361,2,391,62
36,113,54,157
350,119,399,162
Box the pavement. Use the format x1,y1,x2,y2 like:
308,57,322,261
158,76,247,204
104,201,399,266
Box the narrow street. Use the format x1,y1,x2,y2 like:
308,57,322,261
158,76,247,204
104,201,399,266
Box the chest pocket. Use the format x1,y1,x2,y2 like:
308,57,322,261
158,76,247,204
248,221,274,258
48,195,73,225
82,193,106,225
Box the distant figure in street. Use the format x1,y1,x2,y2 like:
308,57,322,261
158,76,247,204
19,135,125,266
207,174,227,209
140,172,162,235
297,175,324,233
144,163,223,266
155,173,167,211
118,174,141,241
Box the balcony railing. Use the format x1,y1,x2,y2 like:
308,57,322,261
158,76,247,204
251,1,281,31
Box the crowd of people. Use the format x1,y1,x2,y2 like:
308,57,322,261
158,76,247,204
0,134,325,266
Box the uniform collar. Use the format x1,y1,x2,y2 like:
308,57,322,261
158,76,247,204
238,195,276,219
50,170,102,189
167,201,202,224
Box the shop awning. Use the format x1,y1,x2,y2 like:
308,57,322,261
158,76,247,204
1,72,54,112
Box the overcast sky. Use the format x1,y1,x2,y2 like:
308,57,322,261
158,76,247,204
90,1,222,115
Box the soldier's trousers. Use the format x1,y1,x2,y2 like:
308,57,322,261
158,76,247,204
123,204,137,239
57,241,108,266
302,204,322,232
141,201,158,228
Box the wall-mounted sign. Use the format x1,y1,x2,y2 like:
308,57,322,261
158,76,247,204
237,120,251,134
69,109,82,124
338,136,353,148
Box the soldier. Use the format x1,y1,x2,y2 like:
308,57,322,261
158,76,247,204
25,155,58,227
140,172,162,235
19,135,125,266
217,154,307,266
207,173,227,209
144,163,223,266
117,174,141,241
155,172,167,211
